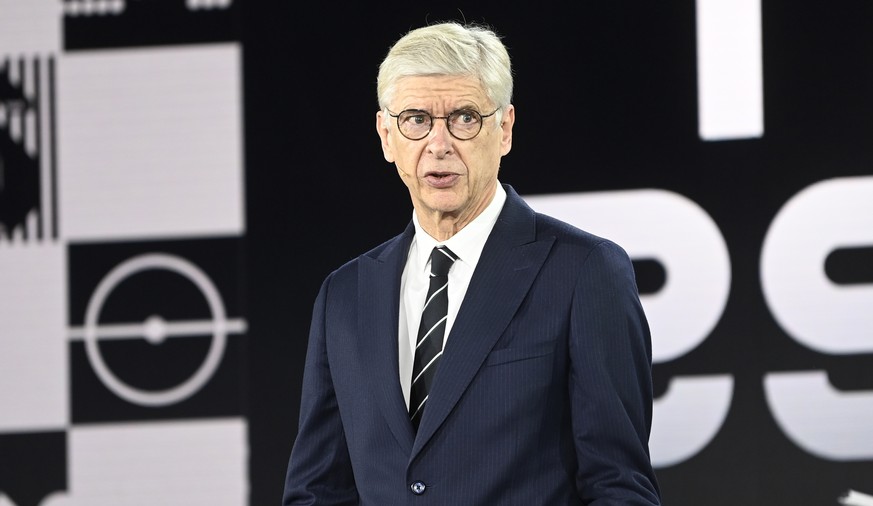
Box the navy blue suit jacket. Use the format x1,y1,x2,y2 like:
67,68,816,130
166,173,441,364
283,185,661,505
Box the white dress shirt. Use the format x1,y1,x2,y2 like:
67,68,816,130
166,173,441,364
398,183,507,408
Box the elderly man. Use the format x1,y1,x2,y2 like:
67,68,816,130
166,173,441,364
283,21,661,505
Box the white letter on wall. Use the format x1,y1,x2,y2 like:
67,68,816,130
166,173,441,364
762,176,873,460
696,0,764,140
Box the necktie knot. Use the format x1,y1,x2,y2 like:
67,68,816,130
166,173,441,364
430,246,457,277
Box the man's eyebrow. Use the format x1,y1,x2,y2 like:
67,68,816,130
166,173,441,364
396,104,484,114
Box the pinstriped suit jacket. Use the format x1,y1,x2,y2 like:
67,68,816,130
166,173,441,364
283,184,661,505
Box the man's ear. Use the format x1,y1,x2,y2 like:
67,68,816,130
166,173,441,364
500,105,515,157
376,110,395,163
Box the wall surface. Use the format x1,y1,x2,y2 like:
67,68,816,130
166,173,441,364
1,1,872,505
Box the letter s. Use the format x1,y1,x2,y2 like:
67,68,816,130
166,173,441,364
761,176,873,460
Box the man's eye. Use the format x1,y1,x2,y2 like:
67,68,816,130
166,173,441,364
453,111,478,124
400,113,428,126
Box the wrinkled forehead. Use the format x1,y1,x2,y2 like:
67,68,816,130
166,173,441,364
390,75,491,111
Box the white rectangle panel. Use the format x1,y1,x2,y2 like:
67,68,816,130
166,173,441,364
0,0,62,54
696,0,764,140
0,242,67,432
57,44,245,241
42,418,248,505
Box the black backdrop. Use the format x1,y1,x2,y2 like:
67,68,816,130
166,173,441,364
244,2,873,505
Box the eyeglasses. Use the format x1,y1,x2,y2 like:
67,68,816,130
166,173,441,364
387,108,499,141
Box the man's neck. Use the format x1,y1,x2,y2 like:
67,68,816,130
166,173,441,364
415,186,497,241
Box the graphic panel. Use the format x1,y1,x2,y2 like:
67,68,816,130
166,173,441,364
57,44,244,241
68,237,246,423
41,419,246,506
0,245,66,432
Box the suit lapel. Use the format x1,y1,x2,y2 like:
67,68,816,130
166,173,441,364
359,225,416,454
411,186,555,459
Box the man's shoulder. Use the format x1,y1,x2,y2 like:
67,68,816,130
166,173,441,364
326,231,409,279
533,211,613,248
530,211,634,269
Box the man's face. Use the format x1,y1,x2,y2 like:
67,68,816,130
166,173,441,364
376,75,514,231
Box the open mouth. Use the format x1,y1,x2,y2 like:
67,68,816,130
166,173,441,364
424,172,460,188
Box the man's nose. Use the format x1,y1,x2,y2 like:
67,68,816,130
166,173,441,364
426,118,454,157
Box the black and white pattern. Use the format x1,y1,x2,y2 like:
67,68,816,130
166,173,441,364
409,246,457,430
0,1,246,505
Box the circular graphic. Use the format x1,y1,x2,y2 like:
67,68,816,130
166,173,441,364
83,253,227,407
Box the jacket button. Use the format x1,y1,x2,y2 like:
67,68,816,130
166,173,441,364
410,481,427,495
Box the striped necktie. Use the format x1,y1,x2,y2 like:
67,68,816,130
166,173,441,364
409,245,458,431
